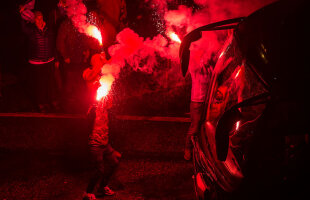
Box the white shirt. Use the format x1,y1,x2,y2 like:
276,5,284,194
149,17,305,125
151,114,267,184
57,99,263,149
190,65,212,102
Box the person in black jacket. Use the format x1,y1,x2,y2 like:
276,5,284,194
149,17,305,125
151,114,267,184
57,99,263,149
20,9,58,112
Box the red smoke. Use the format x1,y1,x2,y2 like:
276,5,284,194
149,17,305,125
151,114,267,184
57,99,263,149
104,0,277,77
67,0,278,97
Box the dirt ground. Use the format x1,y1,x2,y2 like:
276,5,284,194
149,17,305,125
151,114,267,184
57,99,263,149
0,151,195,200
0,117,196,200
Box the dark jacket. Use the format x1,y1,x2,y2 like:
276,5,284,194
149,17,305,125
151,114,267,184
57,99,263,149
56,18,89,65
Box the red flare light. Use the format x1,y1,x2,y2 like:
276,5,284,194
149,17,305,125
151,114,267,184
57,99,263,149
96,74,114,101
234,68,242,79
168,32,181,43
235,121,240,131
86,25,103,45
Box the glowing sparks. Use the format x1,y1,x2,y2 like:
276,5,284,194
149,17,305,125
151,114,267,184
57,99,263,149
235,121,240,131
234,68,242,79
86,25,103,45
219,51,224,58
96,74,114,101
168,32,181,43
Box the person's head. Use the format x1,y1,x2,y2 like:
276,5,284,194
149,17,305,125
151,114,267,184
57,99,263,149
34,11,45,29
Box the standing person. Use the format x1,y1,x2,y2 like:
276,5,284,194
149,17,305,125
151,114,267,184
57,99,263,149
51,0,69,110
19,8,58,112
56,17,91,113
83,94,121,200
184,62,213,161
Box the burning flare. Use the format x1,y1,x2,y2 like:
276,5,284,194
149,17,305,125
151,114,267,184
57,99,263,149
86,25,103,45
96,74,114,101
235,120,240,131
234,67,242,79
168,31,181,43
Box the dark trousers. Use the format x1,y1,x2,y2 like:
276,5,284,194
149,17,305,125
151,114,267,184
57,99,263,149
86,144,120,193
61,63,89,113
185,101,205,149
29,61,56,107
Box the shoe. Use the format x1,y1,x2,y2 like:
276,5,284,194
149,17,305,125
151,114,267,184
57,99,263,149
82,192,96,200
98,186,115,196
184,148,192,161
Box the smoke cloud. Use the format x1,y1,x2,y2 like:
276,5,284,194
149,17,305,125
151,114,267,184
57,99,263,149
65,0,277,103
103,0,277,79
65,0,87,32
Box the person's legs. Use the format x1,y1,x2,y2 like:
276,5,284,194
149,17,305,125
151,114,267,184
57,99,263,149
47,61,62,112
85,145,120,197
31,63,50,112
26,63,38,111
97,145,120,196
86,170,101,194
184,101,204,160
85,146,104,195
99,147,119,189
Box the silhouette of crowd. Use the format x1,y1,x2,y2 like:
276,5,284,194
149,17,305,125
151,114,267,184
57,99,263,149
18,0,127,114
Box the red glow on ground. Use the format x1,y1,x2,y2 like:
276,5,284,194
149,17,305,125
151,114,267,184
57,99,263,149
86,25,103,45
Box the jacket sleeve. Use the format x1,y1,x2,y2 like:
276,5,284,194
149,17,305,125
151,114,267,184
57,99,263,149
56,21,69,59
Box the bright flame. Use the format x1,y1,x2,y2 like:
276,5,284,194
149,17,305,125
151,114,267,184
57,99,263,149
219,51,224,59
235,121,240,131
234,68,242,79
96,74,114,101
168,32,181,43
86,25,103,45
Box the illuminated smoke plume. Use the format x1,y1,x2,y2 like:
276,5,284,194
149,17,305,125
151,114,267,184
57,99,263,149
65,0,88,33
65,0,102,43
103,0,277,81
162,0,277,72
65,0,277,75
104,28,178,77
66,0,277,101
